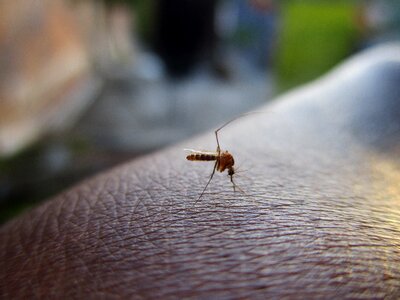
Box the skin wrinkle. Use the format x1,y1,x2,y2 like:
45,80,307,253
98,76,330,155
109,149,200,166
131,197,174,249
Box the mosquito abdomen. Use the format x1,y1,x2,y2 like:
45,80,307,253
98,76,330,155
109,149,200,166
186,153,217,161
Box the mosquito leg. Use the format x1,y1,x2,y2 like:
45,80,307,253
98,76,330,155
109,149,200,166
214,130,221,153
215,120,228,153
193,160,218,206
214,112,262,151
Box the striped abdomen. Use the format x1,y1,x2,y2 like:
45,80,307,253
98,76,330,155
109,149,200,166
186,153,217,161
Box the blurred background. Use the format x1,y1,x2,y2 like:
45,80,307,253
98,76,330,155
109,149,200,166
1,0,399,224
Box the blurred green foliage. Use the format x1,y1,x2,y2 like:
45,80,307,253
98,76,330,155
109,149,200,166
275,1,359,91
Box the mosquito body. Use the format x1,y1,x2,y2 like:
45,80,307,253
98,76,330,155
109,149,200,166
185,148,237,204
186,150,235,178
185,114,249,204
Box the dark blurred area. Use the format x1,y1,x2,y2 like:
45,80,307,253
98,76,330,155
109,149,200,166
0,0,399,224
153,0,217,76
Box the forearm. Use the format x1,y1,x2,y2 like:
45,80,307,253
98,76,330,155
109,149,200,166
1,44,400,299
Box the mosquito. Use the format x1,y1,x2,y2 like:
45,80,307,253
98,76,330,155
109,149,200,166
185,113,252,205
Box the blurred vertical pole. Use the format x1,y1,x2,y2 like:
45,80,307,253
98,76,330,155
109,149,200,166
152,0,217,77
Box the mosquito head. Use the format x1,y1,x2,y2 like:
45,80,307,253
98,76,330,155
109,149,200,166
217,151,235,173
224,151,234,166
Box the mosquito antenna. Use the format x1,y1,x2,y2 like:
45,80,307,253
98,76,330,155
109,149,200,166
234,161,250,173
235,166,250,174
234,171,251,181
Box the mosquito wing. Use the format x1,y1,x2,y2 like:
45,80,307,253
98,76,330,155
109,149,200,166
184,149,218,155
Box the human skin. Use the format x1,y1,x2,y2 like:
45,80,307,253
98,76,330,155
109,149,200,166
1,44,400,299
